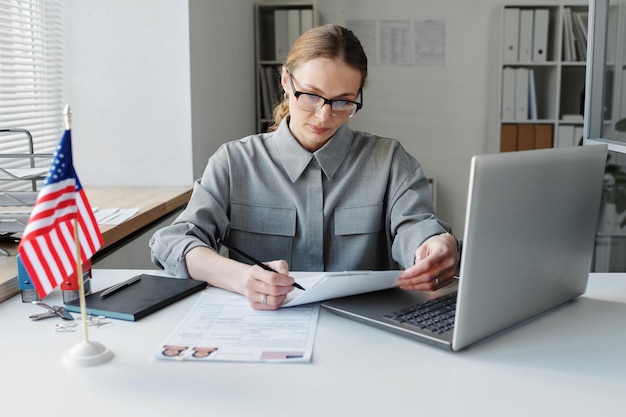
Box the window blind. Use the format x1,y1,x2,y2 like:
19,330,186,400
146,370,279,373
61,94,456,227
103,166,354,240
0,0,63,191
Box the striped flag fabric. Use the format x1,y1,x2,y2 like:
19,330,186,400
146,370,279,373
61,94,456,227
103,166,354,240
18,129,103,299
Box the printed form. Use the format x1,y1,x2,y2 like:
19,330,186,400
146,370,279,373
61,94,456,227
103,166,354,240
155,289,320,363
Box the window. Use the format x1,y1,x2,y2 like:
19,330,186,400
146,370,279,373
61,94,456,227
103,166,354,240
0,0,64,191
584,0,626,272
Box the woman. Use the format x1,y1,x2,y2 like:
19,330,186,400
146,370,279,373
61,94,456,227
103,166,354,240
150,24,459,310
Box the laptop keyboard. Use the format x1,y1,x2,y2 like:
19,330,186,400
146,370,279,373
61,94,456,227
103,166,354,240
383,292,457,334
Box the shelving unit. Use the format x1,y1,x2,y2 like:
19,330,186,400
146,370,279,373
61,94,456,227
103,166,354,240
254,2,317,132
496,2,589,152
0,128,52,235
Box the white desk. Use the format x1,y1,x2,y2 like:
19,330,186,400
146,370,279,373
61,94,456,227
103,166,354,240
2,270,625,417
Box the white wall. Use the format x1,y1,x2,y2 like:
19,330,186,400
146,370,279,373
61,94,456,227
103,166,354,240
188,0,256,180
63,0,256,187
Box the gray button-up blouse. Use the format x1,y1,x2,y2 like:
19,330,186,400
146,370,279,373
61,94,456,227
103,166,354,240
150,119,451,278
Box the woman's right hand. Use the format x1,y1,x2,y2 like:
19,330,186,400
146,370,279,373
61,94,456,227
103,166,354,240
186,246,295,311
242,260,295,310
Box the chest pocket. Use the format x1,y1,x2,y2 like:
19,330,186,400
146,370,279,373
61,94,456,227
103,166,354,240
334,203,384,235
229,202,296,264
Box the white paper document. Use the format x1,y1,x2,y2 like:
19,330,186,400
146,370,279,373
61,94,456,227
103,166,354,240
155,290,320,363
283,270,402,307
2,167,48,179
94,207,139,225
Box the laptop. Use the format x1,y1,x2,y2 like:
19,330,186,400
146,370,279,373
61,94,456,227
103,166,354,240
322,144,608,351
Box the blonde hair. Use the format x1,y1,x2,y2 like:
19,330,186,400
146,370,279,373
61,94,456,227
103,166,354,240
267,24,368,132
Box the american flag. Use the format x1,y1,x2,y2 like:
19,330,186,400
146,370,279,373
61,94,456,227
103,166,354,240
18,129,103,299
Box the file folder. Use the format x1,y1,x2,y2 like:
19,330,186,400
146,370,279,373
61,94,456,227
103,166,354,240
17,253,93,303
287,9,300,50
502,8,520,62
534,124,553,149
300,9,314,33
514,67,529,120
518,9,534,61
501,67,516,120
557,125,576,147
274,9,289,62
528,69,537,119
532,9,549,61
500,124,518,152
16,254,39,303
60,259,92,304
517,124,535,151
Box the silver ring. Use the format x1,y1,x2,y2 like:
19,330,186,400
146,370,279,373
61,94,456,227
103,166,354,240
261,293,268,305
435,278,440,286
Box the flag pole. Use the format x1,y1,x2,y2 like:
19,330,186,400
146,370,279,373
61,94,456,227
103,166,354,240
74,218,89,342
62,105,113,367
64,106,91,343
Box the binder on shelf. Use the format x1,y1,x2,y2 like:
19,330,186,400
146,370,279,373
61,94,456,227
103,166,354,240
258,66,271,120
571,20,585,60
571,11,588,61
562,8,576,61
501,67,516,120
534,124,553,149
503,8,520,62
264,65,281,114
300,8,314,33
500,124,518,152
517,124,535,151
274,9,289,62
532,9,549,62
287,9,300,50
514,67,529,120
557,125,576,147
562,9,571,60
518,9,534,62
528,68,537,120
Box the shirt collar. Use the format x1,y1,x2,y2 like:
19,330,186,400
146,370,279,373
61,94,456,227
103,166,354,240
274,118,353,182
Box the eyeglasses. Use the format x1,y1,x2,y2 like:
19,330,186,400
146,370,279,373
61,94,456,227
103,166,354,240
288,72,363,118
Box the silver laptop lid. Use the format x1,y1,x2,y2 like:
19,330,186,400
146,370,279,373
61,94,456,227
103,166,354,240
452,145,608,350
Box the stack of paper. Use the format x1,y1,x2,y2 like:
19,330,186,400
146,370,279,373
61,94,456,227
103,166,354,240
94,207,139,225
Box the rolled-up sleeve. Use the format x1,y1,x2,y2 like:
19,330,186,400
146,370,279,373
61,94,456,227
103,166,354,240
390,158,451,268
387,146,451,268
150,147,231,278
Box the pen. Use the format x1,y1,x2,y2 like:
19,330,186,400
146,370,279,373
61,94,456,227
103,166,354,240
99,276,141,298
217,238,305,291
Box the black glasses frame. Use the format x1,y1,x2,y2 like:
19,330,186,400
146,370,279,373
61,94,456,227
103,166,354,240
287,72,363,117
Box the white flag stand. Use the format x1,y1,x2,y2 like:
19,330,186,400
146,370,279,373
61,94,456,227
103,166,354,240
62,239,113,366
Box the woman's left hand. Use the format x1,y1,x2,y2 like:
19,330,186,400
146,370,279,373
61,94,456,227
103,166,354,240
397,233,459,291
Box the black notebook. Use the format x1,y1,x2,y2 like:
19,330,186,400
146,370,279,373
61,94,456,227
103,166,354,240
65,274,207,321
